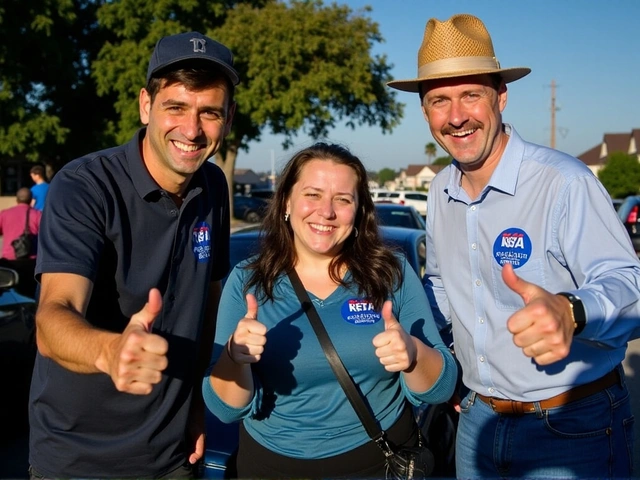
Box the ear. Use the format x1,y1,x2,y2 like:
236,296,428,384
498,84,508,113
421,104,430,123
223,101,237,136
139,88,151,125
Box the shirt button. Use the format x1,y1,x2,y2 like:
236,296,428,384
475,279,482,286
170,209,178,216
479,317,484,324
471,243,477,250
471,206,477,211
479,356,485,362
488,387,495,394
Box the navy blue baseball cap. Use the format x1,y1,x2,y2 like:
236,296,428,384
146,31,239,85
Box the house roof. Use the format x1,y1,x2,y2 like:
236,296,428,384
603,133,631,156
428,164,447,174
405,164,428,176
577,144,603,166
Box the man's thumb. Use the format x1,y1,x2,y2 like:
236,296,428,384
381,300,399,330
134,288,163,332
501,263,533,304
245,293,259,320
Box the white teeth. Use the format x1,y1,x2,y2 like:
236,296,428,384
173,141,199,152
451,129,476,137
311,224,333,232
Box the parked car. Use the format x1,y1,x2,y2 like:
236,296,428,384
245,188,275,201
0,268,37,478
233,195,268,223
203,225,430,478
612,198,624,212
374,203,426,230
371,190,428,217
617,195,640,252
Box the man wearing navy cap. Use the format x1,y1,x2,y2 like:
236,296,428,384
28,32,238,478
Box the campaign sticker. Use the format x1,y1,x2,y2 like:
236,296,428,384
192,222,211,263
341,299,381,325
492,228,531,268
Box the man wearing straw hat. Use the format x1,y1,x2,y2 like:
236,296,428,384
388,13,639,478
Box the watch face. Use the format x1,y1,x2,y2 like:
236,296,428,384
558,292,586,334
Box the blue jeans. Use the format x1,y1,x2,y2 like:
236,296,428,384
456,366,635,479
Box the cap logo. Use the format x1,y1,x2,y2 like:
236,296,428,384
190,37,206,53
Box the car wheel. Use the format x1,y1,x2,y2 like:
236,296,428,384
245,211,261,223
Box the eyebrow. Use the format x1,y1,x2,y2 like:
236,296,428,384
301,186,355,197
160,99,226,114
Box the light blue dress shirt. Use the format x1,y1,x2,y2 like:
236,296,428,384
424,124,640,402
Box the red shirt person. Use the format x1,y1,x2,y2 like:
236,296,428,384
0,187,42,297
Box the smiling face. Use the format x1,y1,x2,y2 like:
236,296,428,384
421,74,508,171
139,80,235,194
286,159,359,261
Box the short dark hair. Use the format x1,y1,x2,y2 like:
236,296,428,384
30,165,45,178
145,66,235,107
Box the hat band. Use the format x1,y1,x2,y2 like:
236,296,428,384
418,56,501,78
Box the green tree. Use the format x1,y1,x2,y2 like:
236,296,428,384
377,167,396,185
93,0,404,214
598,152,640,199
432,155,453,166
425,142,437,164
0,0,118,173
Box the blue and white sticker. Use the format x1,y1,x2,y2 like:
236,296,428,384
192,222,211,262
341,299,382,325
493,228,531,268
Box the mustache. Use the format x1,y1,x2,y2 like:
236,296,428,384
441,123,483,135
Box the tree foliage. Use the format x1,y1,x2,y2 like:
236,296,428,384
0,0,118,170
598,152,640,199
432,155,453,166
377,167,396,185
1,0,404,200
92,0,403,197
425,142,437,163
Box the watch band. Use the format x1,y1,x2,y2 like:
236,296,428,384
557,292,586,335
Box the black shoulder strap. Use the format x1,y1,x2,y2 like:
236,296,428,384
24,208,30,234
287,269,392,449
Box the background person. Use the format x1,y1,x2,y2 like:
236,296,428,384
29,165,49,211
28,31,238,479
388,13,640,478
0,187,41,298
203,143,458,479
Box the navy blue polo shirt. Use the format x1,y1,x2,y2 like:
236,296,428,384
29,129,230,478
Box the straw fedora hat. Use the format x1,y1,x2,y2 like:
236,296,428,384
387,14,531,93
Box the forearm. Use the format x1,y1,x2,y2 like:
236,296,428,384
402,338,444,391
36,301,117,373
208,342,255,409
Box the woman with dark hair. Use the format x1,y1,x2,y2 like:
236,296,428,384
203,142,457,479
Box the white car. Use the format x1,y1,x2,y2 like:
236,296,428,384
371,190,428,216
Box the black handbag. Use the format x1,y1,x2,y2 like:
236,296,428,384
11,208,33,259
288,270,434,479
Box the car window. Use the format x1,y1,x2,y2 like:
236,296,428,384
405,193,428,202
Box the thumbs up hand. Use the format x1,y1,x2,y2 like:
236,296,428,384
502,263,576,365
227,294,267,365
96,288,169,395
372,301,417,372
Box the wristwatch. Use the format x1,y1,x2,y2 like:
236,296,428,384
557,292,586,335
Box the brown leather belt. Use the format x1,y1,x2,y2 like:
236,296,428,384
476,369,620,416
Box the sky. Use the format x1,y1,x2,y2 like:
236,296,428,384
237,0,640,175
